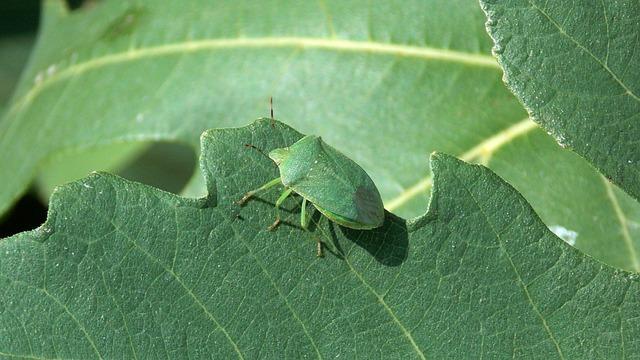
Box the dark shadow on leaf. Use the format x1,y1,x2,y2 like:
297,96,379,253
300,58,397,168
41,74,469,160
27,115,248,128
235,196,304,233
277,200,321,232
304,204,321,233
277,220,308,232
325,221,346,260
339,212,409,266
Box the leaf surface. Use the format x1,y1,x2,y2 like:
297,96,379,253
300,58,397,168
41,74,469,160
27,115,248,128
481,0,640,199
0,35,34,111
1,0,639,270
1,120,639,359
1,0,512,213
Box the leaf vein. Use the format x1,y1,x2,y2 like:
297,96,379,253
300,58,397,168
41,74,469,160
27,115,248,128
229,225,324,359
6,37,498,119
454,174,565,359
386,118,537,212
344,259,427,359
100,271,139,360
126,237,245,359
79,194,246,359
0,275,104,360
601,176,640,272
528,1,640,101
0,351,61,360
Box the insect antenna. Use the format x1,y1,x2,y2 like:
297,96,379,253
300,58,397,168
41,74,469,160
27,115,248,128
244,143,277,169
269,96,274,127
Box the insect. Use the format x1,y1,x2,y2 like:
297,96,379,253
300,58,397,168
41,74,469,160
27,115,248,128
238,124,385,257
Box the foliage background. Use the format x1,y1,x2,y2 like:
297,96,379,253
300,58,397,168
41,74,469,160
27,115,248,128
2,0,639,272
0,0,46,237
1,1,639,358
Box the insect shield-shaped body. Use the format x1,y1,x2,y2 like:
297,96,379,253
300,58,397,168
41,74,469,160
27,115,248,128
239,134,385,256
270,136,384,229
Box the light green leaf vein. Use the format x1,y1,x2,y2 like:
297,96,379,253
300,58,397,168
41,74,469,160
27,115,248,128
457,175,565,360
230,225,323,359
528,1,640,101
602,176,640,272
7,37,498,119
81,196,246,359
100,271,138,360
0,351,60,360
387,118,538,212
313,222,426,360
0,275,103,360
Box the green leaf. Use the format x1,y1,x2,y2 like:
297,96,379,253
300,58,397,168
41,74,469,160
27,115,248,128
480,0,640,200
1,0,639,271
0,0,522,216
486,130,640,272
2,120,639,358
35,141,197,200
0,35,34,110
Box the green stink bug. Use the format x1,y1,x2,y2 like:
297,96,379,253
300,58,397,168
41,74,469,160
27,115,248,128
238,128,385,257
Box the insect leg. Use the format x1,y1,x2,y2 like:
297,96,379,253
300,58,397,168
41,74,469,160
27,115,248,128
300,200,323,257
268,187,294,231
237,177,281,205
300,198,310,230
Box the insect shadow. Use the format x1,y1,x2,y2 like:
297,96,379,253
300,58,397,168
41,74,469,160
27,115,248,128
326,212,409,267
238,195,408,264
241,196,304,228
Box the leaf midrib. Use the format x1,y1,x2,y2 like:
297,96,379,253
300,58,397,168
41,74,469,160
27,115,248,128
0,273,104,359
5,36,498,119
386,118,538,211
311,220,427,359
74,189,246,359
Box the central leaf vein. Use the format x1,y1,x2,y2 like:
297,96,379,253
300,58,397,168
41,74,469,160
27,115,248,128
311,222,427,359
7,36,498,118
230,225,324,359
79,194,246,359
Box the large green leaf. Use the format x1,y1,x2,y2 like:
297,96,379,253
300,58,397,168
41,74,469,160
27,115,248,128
481,0,640,200
1,0,639,272
34,141,197,200
0,35,34,110
2,120,639,358
2,0,515,215
488,130,640,272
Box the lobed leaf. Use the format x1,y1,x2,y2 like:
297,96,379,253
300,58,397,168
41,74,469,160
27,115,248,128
1,120,639,358
481,0,640,200
2,1,639,272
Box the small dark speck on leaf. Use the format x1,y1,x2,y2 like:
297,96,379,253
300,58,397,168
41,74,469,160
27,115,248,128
101,6,146,41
